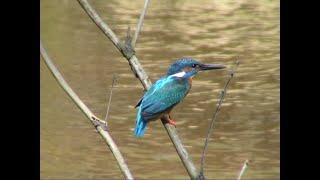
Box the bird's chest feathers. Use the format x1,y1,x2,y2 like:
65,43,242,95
188,77,193,87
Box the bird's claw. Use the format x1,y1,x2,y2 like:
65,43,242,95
167,118,177,127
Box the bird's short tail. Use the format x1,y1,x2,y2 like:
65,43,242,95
134,107,147,137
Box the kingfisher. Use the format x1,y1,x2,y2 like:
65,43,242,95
134,58,226,137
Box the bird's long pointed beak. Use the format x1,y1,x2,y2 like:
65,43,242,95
199,63,226,71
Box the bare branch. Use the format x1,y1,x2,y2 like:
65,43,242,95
200,61,240,174
131,0,151,48
77,0,200,179
161,118,201,179
77,0,121,52
78,0,150,88
104,74,118,122
237,159,249,180
40,41,134,180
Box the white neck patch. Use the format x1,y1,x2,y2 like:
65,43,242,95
171,71,186,78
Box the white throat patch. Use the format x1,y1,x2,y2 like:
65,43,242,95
171,71,186,78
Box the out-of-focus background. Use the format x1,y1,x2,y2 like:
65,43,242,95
40,0,279,179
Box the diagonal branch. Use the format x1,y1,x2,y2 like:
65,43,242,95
200,61,240,174
77,0,200,179
131,0,151,48
40,41,134,180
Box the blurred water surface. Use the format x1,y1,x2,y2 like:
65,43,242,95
40,0,279,179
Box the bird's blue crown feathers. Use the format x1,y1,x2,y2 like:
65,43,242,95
167,58,200,76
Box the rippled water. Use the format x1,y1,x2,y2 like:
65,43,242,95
40,0,279,179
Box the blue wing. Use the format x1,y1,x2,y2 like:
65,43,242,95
135,76,167,108
138,76,190,121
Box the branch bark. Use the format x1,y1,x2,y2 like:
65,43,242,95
40,41,134,180
77,0,200,179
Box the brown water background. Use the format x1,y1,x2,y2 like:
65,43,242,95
40,0,279,179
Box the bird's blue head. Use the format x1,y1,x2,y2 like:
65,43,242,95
167,58,226,76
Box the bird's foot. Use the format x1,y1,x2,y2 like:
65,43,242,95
167,118,177,127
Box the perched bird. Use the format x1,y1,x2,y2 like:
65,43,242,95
134,58,226,137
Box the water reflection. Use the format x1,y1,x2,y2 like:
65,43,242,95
41,0,279,179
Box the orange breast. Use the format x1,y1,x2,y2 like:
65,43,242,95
188,77,193,87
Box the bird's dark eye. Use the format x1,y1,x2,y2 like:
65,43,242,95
192,64,197,68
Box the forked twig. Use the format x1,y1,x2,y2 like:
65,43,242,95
200,61,240,174
131,0,151,48
40,41,134,180
237,159,249,180
78,0,151,89
104,74,118,122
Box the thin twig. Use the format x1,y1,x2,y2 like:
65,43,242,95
200,61,240,174
77,0,199,179
237,159,249,180
104,74,118,122
40,41,134,180
131,0,151,48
